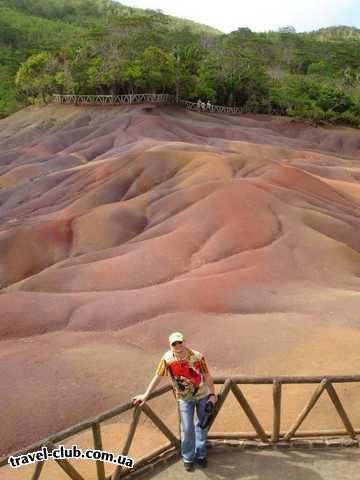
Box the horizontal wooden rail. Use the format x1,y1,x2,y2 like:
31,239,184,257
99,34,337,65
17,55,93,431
208,429,360,440
213,375,360,384
1,375,359,479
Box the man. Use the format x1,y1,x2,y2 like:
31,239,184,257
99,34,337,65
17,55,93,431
132,332,217,472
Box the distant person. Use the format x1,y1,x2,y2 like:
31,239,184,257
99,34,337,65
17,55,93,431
207,100,211,111
132,332,217,472
201,101,206,111
197,98,202,111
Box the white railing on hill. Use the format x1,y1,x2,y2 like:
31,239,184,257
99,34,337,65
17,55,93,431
52,93,175,105
52,94,243,114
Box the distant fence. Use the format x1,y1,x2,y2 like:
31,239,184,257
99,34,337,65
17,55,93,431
52,94,243,114
1,374,359,480
52,93,175,105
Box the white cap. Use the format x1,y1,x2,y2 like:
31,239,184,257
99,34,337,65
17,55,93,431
169,332,185,344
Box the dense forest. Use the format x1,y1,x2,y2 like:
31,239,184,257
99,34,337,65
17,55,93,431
1,0,360,126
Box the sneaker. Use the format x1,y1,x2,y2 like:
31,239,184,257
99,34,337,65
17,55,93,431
184,461,194,472
196,457,207,468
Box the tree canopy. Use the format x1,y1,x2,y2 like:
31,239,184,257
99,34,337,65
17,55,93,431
1,0,359,127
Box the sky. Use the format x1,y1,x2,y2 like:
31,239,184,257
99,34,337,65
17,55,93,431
117,0,360,33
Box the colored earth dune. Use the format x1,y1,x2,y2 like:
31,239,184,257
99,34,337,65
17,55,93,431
0,104,360,458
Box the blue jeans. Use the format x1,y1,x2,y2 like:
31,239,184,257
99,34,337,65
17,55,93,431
178,395,209,463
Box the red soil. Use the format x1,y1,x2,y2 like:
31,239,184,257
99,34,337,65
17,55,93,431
0,104,359,458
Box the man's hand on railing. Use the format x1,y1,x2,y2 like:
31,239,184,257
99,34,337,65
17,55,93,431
132,375,162,406
131,393,148,406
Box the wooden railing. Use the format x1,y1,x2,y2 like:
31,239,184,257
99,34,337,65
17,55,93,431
1,375,359,480
52,93,175,105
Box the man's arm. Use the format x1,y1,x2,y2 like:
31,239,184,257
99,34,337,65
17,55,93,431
204,372,216,398
132,374,164,406
201,354,217,403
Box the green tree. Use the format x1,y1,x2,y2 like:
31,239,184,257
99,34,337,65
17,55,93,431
193,63,216,102
307,61,335,76
15,51,58,103
137,47,175,93
342,67,360,87
172,44,203,102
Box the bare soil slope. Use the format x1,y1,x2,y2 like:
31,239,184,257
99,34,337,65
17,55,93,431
0,104,360,457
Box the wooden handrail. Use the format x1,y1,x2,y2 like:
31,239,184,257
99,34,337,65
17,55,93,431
0,383,172,467
208,429,360,439
1,375,359,479
214,375,360,384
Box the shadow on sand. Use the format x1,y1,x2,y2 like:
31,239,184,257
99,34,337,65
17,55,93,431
144,447,360,480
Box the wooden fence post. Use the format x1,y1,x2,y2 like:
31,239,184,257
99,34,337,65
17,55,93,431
272,380,282,443
92,423,106,480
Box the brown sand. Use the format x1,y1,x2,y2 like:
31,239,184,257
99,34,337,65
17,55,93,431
0,105,359,471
